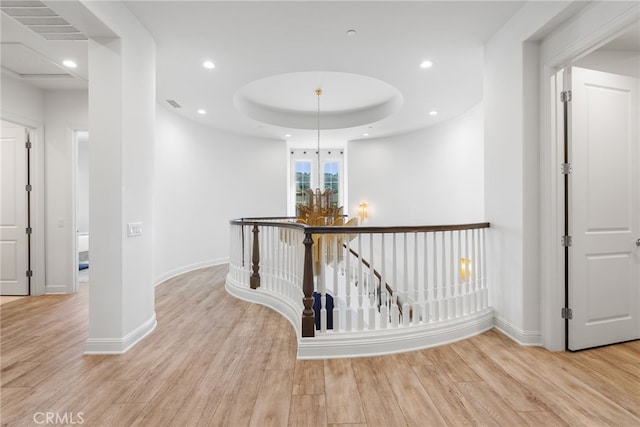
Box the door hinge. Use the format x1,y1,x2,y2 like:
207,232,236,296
561,307,573,319
26,227,32,235
25,141,32,149
561,163,572,174
561,91,572,102
26,270,33,277
561,235,572,247
26,184,32,192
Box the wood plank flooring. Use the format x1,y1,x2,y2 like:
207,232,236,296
1,264,639,426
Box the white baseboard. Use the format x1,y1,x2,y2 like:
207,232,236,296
494,316,542,346
84,312,157,354
45,284,72,294
226,273,495,359
154,258,228,287
298,309,494,359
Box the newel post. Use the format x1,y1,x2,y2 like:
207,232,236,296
302,231,315,337
250,224,261,289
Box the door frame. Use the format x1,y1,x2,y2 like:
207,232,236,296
72,129,90,294
1,115,46,296
540,16,640,351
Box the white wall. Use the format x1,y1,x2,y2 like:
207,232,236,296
0,73,44,125
154,106,287,284
484,1,575,345
43,90,88,293
574,50,640,78
348,103,485,226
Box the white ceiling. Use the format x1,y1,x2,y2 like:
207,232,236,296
1,6,88,90
2,1,634,144
124,1,527,143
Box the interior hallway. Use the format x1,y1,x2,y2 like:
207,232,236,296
1,264,638,426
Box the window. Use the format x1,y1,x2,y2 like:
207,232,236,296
295,161,312,205
323,161,340,206
288,149,346,215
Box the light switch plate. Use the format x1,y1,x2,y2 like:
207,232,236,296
127,222,143,237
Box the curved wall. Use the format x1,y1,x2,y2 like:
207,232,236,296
155,102,485,284
348,103,485,226
154,106,287,284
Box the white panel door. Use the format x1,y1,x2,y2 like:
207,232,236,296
0,126,29,295
569,67,639,350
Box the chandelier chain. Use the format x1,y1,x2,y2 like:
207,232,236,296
316,89,322,188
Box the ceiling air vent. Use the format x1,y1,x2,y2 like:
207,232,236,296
0,0,87,40
166,100,182,109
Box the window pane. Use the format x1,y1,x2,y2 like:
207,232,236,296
295,161,311,205
323,162,339,205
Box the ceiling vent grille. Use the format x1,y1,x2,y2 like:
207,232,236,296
1,0,87,40
166,100,182,109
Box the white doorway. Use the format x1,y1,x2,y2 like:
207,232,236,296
75,131,90,290
563,65,640,350
0,122,31,295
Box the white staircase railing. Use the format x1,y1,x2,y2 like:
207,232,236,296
226,218,492,359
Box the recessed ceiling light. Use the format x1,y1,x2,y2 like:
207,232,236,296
203,61,215,69
420,60,433,69
346,29,357,37
62,60,77,68
197,109,206,115
429,110,438,116
285,134,292,138
363,133,369,136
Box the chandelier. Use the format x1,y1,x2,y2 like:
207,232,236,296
296,89,345,226
295,89,358,272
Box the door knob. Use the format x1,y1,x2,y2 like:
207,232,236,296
637,238,640,247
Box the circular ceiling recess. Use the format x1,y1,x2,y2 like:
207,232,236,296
234,71,403,130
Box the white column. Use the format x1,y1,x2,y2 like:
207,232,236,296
78,2,156,354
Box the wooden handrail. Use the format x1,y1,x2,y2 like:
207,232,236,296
230,217,490,235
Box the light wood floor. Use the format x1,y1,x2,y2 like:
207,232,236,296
1,265,639,426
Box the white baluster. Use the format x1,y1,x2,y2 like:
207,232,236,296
392,233,397,303
413,232,419,324
463,229,470,315
432,231,439,321
455,230,463,317
481,228,487,308
278,228,288,298
368,234,376,330
319,236,327,332
440,231,447,321
380,234,388,329
413,232,419,301
448,230,455,319
470,228,477,313
273,226,278,285
345,235,352,332
357,234,364,331
402,233,410,326
423,232,430,323
332,233,339,332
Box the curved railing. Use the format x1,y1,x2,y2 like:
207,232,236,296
226,217,492,359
